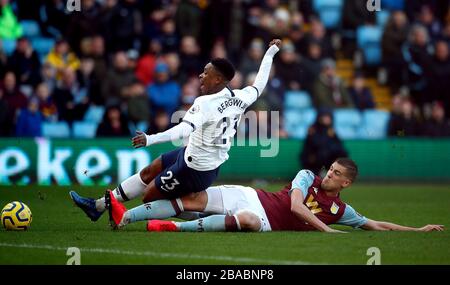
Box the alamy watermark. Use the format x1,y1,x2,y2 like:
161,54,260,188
366,0,381,12
169,110,281,158
366,247,381,265
66,0,81,12
66,247,81,265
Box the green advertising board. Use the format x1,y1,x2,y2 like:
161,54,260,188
0,138,449,185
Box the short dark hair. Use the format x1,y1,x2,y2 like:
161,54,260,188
210,58,235,81
335,158,358,182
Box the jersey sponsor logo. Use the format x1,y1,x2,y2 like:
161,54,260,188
330,202,339,215
217,98,248,113
306,195,322,214
189,105,200,114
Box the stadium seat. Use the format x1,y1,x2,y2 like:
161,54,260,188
31,37,55,57
357,26,383,66
333,109,362,139
20,20,41,38
335,125,359,139
313,0,343,29
1,39,16,55
376,10,390,27
72,121,98,138
284,91,312,110
83,106,105,123
381,0,404,10
359,110,390,139
284,108,317,139
42,122,71,138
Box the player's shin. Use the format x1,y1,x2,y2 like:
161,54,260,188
126,199,181,223
95,173,147,211
176,214,240,232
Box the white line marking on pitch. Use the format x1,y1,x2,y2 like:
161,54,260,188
0,242,315,265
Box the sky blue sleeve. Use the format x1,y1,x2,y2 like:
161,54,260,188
288,169,315,198
336,205,368,228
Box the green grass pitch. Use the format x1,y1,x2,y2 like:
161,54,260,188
0,183,449,265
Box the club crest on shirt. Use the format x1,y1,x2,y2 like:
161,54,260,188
313,187,318,194
189,105,200,114
330,202,339,215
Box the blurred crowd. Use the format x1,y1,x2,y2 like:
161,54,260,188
0,0,450,139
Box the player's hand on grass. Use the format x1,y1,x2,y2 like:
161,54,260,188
325,228,347,233
132,131,147,148
269,39,281,48
418,224,445,232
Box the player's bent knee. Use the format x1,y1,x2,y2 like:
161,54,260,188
236,211,261,232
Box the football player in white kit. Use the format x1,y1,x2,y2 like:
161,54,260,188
70,39,281,226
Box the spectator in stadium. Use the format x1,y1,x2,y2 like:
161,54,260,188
35,82,58,122
85,35,108,105
0,0,23,39
342,0,376,32
312,59,354,109
147,62,181,117
274,41,303,91
66,0,102,55
160,18,179,53
388,96,421,137
101,51,138,106
0,41,7,79
422,101,450,137
164,52,181,82
52,68,89,124
122,82,149,124
96,105,130,137
108,158,444,233
135,41,157,86
300,42,324,94
107,0,143,52
302,18,334,59
39,0,70,38
300,108,348,176
175,0,202,39
40,62,57,95
288,11,306,55
401,24,434,106
0,88,8,136
428,41,450,115
416,5,443,41
45,39,81,80
178,36,203,82
0,71,27,136
239,38,265,80
348,73,375,111
382,11,410,90
15,96,43,137
148,108,171,135
7,37,42,87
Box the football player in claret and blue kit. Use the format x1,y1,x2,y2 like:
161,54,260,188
107,158,444,233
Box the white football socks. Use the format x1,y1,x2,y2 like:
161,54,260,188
95,173,147,212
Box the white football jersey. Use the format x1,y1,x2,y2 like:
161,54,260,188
182,86,259,171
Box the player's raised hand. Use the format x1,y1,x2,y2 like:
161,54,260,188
418,224,445,232
269,39,282,48
132,131,147,148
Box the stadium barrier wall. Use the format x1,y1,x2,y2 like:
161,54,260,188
0,138,449,185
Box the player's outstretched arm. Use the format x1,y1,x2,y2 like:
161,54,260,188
251,39,281,97
290,189,346,233
131,123,194,148
361,219,445,232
